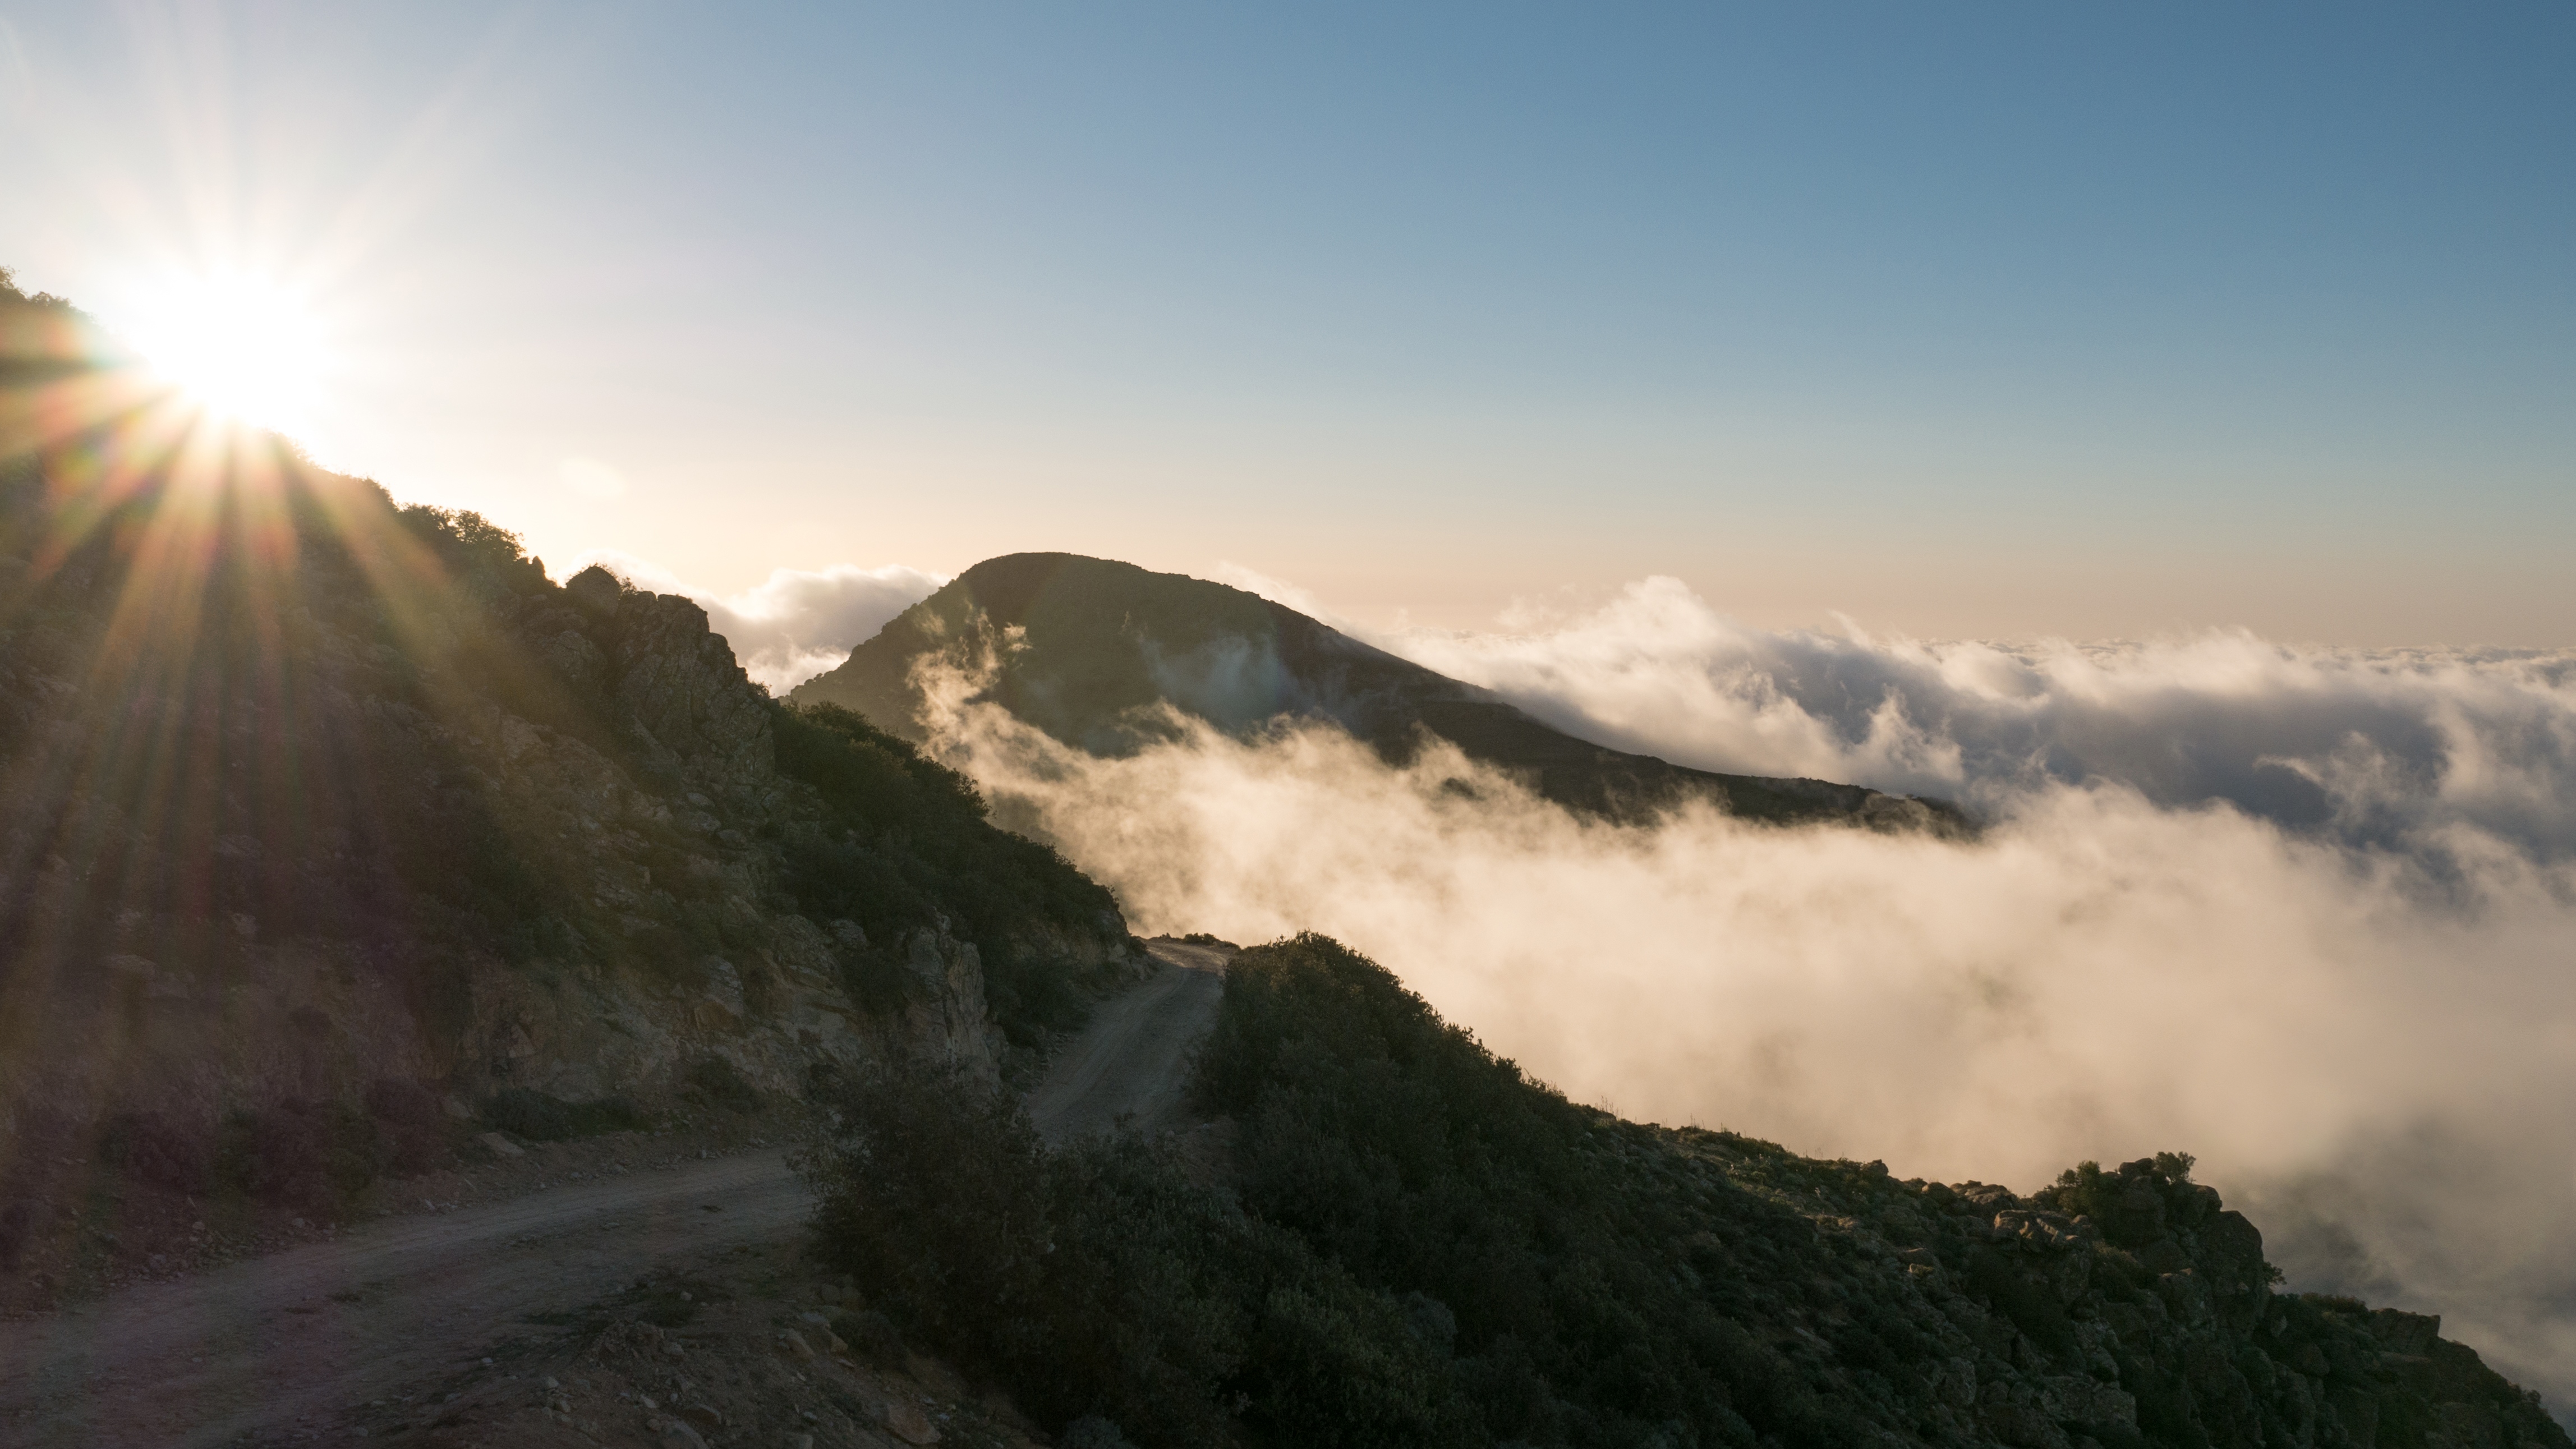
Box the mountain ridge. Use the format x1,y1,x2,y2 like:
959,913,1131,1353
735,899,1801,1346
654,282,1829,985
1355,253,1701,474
794,551,1972,834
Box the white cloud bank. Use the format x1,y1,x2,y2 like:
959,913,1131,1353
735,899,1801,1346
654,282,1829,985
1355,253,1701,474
1233,569,2576,866
903,579,2576,1414
585,553,2576,1408
566,550,943,692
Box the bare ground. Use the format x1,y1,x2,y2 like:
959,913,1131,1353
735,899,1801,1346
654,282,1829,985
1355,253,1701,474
1024,939,1232,1147
0,939,1235,1447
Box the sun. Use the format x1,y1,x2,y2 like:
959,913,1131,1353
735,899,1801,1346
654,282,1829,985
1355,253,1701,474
114,270,331,434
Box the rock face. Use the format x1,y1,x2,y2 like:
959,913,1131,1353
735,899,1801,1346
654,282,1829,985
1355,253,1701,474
0,338,1140,1227
793,552,1974,834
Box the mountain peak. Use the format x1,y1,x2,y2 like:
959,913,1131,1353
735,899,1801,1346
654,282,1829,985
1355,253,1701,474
795,552,1970,834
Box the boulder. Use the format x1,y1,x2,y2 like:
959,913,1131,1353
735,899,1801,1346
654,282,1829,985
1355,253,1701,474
881,1397,941,1446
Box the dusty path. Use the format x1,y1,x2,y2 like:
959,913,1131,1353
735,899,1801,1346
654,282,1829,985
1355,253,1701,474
0,940,1236,1446
0,1150,803,1446
1026,938,1233,1145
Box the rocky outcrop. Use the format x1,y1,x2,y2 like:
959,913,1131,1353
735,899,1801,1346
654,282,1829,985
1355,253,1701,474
608,590,780,801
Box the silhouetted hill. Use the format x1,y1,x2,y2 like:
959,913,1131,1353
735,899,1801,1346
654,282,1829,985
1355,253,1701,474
794,552,1969,832
0,271,1141,1299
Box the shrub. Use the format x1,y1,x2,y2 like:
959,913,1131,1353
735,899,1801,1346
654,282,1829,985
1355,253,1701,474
364,1078,455,1176
480,1087,646,1142
683,1056,762,1114
1202,934,1885,1448
804,1061,1456,1448
95,1110,212,1194
806,1062,1056,1359
830,1308,907,1367
213,1101,381,1213
808,935,1948,1447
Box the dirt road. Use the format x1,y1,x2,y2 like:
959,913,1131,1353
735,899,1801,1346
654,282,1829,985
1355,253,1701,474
0,939,1234,1446
1025,938,1232,1145
0,1151,802,1446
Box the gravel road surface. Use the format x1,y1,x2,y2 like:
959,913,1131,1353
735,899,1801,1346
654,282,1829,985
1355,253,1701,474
0,937,1235,1446
1026,938,1232,1145
0,1151,803,1446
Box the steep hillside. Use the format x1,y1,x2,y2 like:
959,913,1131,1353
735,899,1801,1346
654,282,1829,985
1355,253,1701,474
793,551,1970,832
0,273,1141,1281
812,934,2574,1449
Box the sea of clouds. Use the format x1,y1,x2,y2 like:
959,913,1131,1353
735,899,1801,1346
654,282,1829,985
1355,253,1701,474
617,554,2576,1409
1226,568,2576,869
936,574,2576,1410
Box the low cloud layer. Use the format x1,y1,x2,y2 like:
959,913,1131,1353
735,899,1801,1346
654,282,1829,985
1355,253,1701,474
1232,572,2576,870
567,550,942,692
581,552,2576,1405
910,597,2576,1411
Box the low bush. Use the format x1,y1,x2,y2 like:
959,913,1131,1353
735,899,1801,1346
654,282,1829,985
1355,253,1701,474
807,933,2574,1449
480,1087,647,1142
364,1078,457,1176
683,1056,762,1114
809,935,1921,1446
213,1100,383,1213
804,1061,1464,1448
95,1111,212,1194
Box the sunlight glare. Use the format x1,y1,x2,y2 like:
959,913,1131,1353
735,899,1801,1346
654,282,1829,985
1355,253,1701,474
116,271,330,434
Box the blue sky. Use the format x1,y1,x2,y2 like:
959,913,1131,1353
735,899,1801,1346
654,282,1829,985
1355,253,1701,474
2,2,2570,641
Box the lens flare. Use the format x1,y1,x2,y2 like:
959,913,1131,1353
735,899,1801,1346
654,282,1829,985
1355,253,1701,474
111,271,329,433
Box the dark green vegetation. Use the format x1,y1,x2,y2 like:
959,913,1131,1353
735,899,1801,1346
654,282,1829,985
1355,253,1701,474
793,552,1970,834
0,465,1117,1049
813,935,2569,1449
771,701,1130,1045
809,1056,1475,1448
0,272,1137,1289
479,1086,649,1143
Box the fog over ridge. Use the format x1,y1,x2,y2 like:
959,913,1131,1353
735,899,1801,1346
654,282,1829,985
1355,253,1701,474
568,549,943,692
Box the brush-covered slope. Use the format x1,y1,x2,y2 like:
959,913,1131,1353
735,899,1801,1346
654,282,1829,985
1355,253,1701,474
814,933,2573,1449
794,551,1968,831
0,272,1140,1273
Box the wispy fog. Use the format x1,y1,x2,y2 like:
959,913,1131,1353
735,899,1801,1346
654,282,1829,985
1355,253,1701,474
568,550,942,692
909,588,2576,1410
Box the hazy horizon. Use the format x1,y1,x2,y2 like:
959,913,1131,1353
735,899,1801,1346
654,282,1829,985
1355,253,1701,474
3,2,2570,645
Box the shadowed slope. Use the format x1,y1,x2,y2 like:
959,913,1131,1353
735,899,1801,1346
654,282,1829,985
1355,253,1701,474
794,551,1969,832
0,272,1142,1305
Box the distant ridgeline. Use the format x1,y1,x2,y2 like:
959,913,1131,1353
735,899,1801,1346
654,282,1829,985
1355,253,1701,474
0,272,1140,1284
792,551,1971,834
812,933,2573,1449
